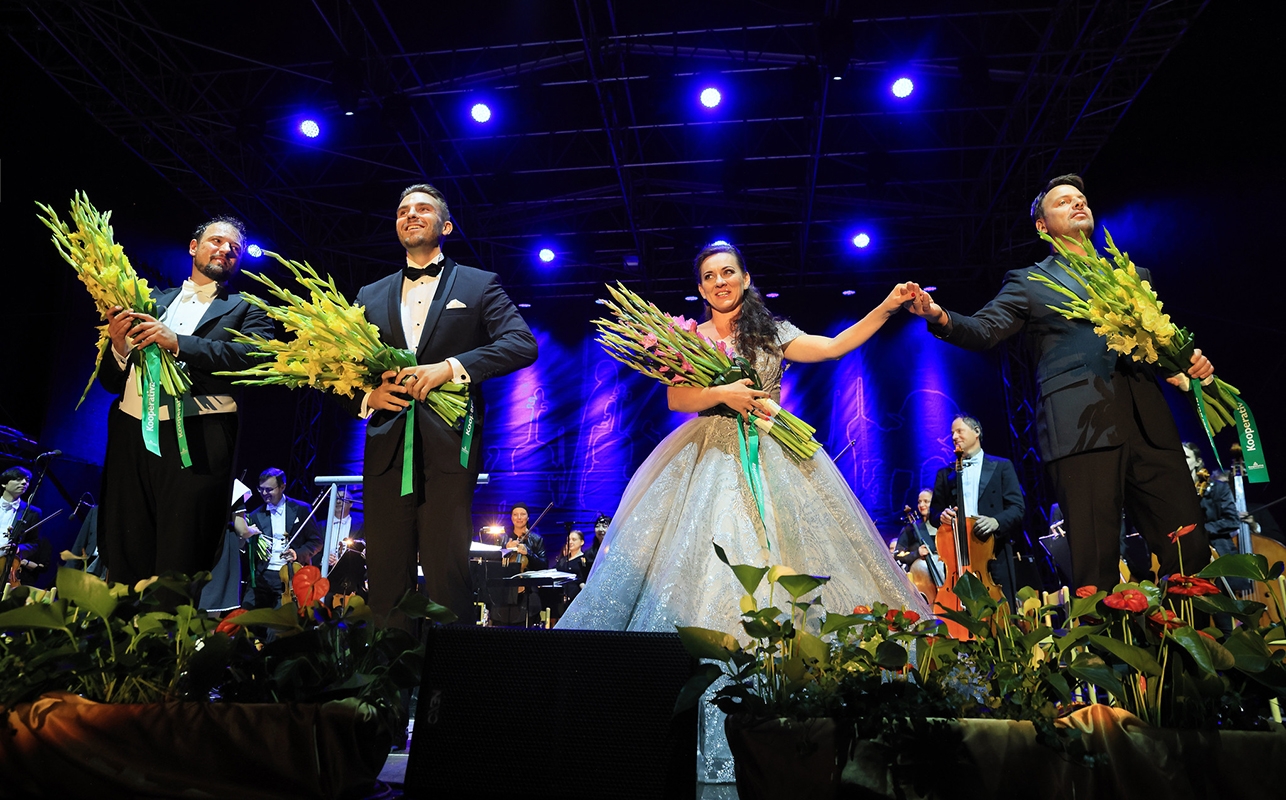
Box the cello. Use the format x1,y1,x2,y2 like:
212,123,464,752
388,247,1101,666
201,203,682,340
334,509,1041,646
902,505,945,606
1228,444,1286,627
934,450,1003,638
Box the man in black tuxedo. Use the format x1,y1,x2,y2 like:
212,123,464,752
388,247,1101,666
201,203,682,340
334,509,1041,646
907,175,1213,591
1,466,42,582
351,184,537,626
241,467,322,609
930,415,1026,603
98,216,273,586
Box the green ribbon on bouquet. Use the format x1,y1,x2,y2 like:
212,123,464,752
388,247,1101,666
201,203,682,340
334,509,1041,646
459,394,476,469
402,401,416,497
737,415,768,546
140,344,163,457
172,395,192,469
1233,396,1270,483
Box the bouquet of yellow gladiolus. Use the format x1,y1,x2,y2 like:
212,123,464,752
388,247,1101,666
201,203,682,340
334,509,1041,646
216,251,469,427
1029,228,1244,438
35,191,192,408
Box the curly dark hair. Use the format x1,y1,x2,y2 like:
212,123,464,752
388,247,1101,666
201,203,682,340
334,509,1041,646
692,243,781,366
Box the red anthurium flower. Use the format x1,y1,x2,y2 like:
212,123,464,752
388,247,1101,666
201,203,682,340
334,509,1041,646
291,565,330,609
1147,608,1184,630
1075,585,1098,598
885,609,899,622
214,608,249,635
903,610,921,624
1198,629,1218,642
1102,589,1149,612
1167,523,1197,543
853,605,871,615
1165,574,1221,597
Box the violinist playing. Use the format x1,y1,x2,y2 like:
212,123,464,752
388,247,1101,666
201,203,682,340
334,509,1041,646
931,415,1026,604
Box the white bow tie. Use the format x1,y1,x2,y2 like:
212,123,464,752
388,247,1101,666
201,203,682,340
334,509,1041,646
179,280,219,303
1,500,18,513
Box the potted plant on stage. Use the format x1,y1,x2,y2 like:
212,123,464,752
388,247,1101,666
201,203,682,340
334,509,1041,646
0,565,453,799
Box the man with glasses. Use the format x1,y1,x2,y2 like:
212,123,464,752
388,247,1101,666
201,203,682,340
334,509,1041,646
240,467,321,609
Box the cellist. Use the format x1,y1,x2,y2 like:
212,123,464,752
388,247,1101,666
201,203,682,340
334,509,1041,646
931,415,1026,604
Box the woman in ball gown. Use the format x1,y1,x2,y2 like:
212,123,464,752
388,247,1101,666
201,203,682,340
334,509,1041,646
558,242,931,782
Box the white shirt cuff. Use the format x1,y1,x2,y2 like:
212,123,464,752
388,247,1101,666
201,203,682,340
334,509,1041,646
359,390,374,419
112,343,132,368
448,357,471,384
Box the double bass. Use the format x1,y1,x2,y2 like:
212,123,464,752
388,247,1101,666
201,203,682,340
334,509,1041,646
934,450,1003,638
1228,444,1286,627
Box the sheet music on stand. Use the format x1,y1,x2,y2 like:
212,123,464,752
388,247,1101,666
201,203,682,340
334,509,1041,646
507,569,577,582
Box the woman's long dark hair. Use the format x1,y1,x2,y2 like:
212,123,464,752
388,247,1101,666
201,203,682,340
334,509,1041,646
693,243,780,365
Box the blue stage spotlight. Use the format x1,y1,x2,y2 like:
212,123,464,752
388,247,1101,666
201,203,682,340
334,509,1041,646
594,298,608,305
765,292,780,299
299,119,321,138
708,239,730,247
891,77,914,98
246,244,263,258
699,87,722,108
851,232,871,249
518,302,532,309
471,103,492,123
538,248,555,263
684,295,699,302
842,289,857,296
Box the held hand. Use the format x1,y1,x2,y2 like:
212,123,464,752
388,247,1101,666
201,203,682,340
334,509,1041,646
917,544,930,557
106,306,134,357
974,515,999,536
128,313,180,355
368,370,412,412
883,282,921,313
905,290,947,325
397,362,454,401
242,523,262,540
328,553,339,567
1186,348,1214,381
939,507,957,527
718,378,771,420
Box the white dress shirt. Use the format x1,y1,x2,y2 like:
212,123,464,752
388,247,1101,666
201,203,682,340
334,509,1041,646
264,501,289,569
960,451,984,518
115,279,237,419
1,499,21,547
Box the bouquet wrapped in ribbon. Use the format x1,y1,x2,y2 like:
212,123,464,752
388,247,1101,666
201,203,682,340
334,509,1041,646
37,191,194,463
1030,229,1265,480
595,281,822,462
216,252,472,493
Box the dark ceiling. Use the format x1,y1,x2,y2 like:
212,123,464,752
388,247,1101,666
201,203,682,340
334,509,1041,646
6,0,1211,298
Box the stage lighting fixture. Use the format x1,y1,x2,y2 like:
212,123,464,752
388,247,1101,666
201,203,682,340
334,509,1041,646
891,77,914,98
518,303,532,309
709,239,730,247
246,244,263,258
923,285,937,293
471,103,492,123
538,248,555,263
299,119,321,138
699,87,722,108
765,292,780,299
852,233,871,248
595,298,608,305
842,289,857,296
685,296,699,302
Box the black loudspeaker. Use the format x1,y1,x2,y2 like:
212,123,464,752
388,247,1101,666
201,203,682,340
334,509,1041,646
405,627,697,800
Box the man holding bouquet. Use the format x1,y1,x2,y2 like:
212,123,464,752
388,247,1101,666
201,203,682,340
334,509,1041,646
905,174,1214,592
353,184,537,626
98,216,272,586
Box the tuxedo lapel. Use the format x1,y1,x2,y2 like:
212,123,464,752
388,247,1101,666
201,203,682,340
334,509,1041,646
417,258,459,358
381,276,410,351
980,457,997,504
155,287,181,319
193,294,235,335
1034,256,1088,301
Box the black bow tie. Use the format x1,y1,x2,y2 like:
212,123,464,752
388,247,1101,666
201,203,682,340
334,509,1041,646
403,261,443,281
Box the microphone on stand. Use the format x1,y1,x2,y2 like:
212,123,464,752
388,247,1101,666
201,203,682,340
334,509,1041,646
36,449,62,461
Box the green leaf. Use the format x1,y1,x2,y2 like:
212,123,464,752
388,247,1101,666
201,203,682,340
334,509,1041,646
1168,626,1231,675
54,563,118,619
1197,553,1270,582
1086,634,1162,676
776,573,828,600
953,572,997,619
712,543,769,596
0,600,70,631
1068,591,1106,619
935,608,988,639
674,664,725,713
1043,671,1073,703
394,592,458,623
875,640,908,670
1067,653,1126,701
820,612,862,636
1191,593,1267,620
675,626,740,662
1224,627,1272,673
1016,626,1054,653
795,631,829,667
229,603,305,631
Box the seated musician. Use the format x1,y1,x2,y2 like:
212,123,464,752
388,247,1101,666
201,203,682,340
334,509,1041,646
555,529,593,612
492,503,548,625
895,488,937,568
931,414,1026,604
1,467,42,585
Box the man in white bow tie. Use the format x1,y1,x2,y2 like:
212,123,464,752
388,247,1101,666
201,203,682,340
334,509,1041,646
97,216,273,587
346,184,537,627
1,466,42,583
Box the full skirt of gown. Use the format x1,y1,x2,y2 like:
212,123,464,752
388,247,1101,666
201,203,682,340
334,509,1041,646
557,414,931,782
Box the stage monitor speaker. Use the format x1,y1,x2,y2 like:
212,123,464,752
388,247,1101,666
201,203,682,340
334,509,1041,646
405,627,697,800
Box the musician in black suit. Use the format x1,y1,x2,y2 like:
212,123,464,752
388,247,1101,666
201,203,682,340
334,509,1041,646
894,488,937,568
1,467,42,581
348,184,537,626
98,217,273,586
907,175,1213,591
241,467,322,609
930,415,1026,602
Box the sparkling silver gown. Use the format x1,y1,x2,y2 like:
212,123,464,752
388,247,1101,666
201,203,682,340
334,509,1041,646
557,320,931,783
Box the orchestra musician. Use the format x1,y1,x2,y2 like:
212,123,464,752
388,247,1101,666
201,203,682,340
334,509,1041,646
492,502,548,625
894,488,937,568
1,467,42,585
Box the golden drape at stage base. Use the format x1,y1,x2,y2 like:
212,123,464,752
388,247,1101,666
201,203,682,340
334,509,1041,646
0,692,390,799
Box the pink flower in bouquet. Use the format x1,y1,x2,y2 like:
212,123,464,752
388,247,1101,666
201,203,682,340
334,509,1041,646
641,332,658,349
1103,588,1149,612
680,360,695,374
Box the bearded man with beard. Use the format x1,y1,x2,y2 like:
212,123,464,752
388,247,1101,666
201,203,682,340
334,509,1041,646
347,184,536,627
98,216,272,585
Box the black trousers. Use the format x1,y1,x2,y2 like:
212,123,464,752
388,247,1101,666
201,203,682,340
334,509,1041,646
364,457,479,629
100,405,237,587
1047,422,1206,592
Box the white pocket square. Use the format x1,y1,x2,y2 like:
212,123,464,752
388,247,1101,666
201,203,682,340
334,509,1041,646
445,299,467,309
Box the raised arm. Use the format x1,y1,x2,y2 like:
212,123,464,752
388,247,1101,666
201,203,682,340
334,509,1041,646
781,283,919,363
